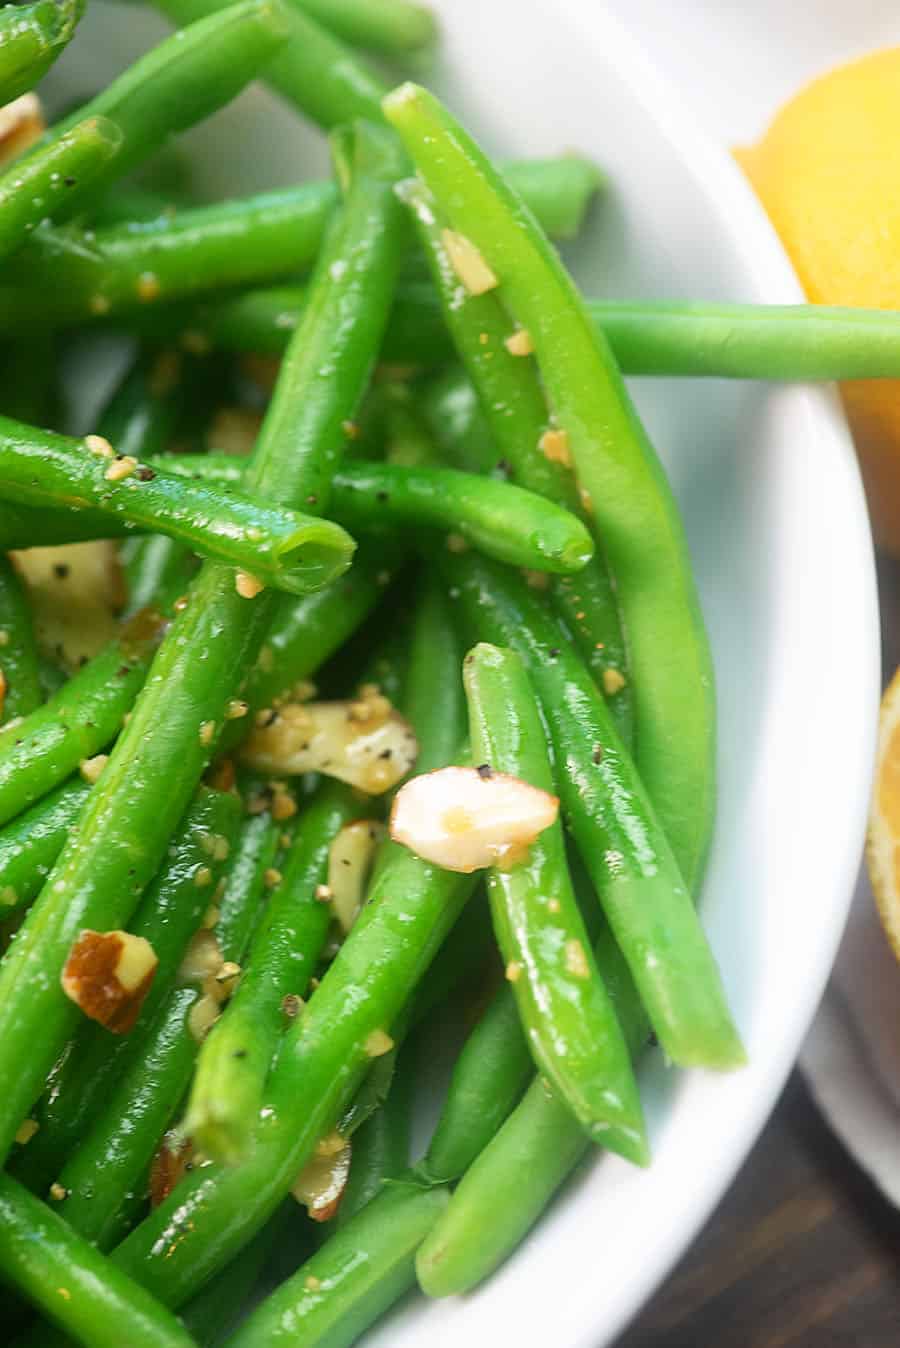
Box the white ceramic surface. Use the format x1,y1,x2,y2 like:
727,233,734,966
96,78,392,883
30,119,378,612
47,2,881,1343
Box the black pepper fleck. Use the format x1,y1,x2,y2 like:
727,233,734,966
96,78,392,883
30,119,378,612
476,763,493,780
548,648,560,659
592,745,603,764
53,563,70,580
135,467,156,482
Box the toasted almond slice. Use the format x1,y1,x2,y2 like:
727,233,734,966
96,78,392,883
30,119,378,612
240,694,417,795
291,1134,352,1222
327,819,385,934
61,930,158,1033
150,1131,193,1208
390,765,558,873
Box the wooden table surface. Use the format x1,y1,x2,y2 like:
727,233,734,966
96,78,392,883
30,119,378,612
617,1072,900,1346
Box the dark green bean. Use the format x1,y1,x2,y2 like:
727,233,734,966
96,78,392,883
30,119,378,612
16,0,289,227
0,332,59,426
0,415,355,593
10,787,240,1196
416,919,649,1297
0,555,42,720
186,782,360,1164
0,1173,193,1348
180,1206,291,1345
0,0,83,105
444,551,743,1070
213,803,282,970
338,1056,413,1227
226,1180,448,1348
0,119,407,1165
0,776,90,915
464,642,647,1161
386,84,716,888
293,0,436,56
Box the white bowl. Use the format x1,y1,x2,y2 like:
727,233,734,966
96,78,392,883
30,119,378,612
48,2,880,1343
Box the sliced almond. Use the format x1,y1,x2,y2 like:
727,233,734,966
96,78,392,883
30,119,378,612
61,930,158,1033
240,694,417,795
326,819,385,934
291,1134,352,1222
390,765,558,873
12,542,124,670
0,93,44,167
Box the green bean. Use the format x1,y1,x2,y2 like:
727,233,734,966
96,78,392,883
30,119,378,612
180,1206,291,1345
0,118,407,1164
0,155,596,336
121,536,195,620
10,787,240,1196
417,981,531,1185
294,0,436,56
94,347,194,462
387,85,716,883
91,184,183,229
16,0,289,227
151,0,387,130
338,1058,413,1226
0,184,336,332
0,0,83,105
0,555,42,720
0,776,90,915
445,551,743,1070
399,177,632,734
417,920,649,1297
0,416,355,593
464,642,647,1161
401,574,463,777
0,1173,193,1348
225,1180,447,1348
0,611,162,829
213,804,283,970
0,117,122,266
186,782,359,1164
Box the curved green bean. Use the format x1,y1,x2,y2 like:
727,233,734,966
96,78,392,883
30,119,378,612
225,1180,448,1348
0,415,355,593
387,83,716,883
294,0,436,56
417,981,531,1185
186,782,359,1164
0,0,83,105
0,1173,193,1348
417,921,649,1297
399,176,632,733
0,555,42,720
18,0,289,226
0,776,90,915
0,116,122,265
213,803,283,970
463,642,647,1162
445,551,743,1070
0,118,408,1165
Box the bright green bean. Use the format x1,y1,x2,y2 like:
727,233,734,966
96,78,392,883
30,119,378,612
212,803,282,971
10,787,240,1196
338,1058,413,1227
0,0,83,105
386,83,716,884
294,0,436,56
226,1180,448,1348
0,116,122,265
464,642,647,1162
0,776,89,915
180,1206,291,1344
0,554,42,720
0,119,407,1165
186,782,359,1164
445,551,743,1070
0,415,355,593
0,1173,193,1348
417,920,649,1297
18,0,289,225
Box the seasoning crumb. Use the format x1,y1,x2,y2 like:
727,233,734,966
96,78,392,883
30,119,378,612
539,428,572,467
89,294,110,315
505,961,523,983
305,1276,322,1292
315,883,333,902
564,938,590,980
591,744,604,764
79,753,108,784
194,866,213,888
476,763,493,780
364,1028,394,1058
282,993,304,1019
523,568,550,591
57,1287,71,1301
602,668,626,696
104,454,138,482
504,327,534,356
202,905,220,929
135,466,156,482
341,420,359,439
445,532,468,554
15,1118,39,1146
225,699,248,721
85,433,114,458
49,1182,68,1201
136,271,160,302
264,867,282,890
441,228,498,295
235,570,265,599
271,787,297,821
547,897,561,914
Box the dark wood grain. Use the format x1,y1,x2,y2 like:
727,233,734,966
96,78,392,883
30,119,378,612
617,1072,900,1346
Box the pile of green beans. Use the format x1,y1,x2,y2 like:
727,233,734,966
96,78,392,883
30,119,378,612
0,4,893,1346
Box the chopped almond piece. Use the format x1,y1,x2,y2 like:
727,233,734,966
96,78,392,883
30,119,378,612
504,328,534,356
292,1134,352,1222
150,1132,193,1208
440,228,499,295
326,819,385,934
0,93,44,167
539,428,572,467
61,930,158,1033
